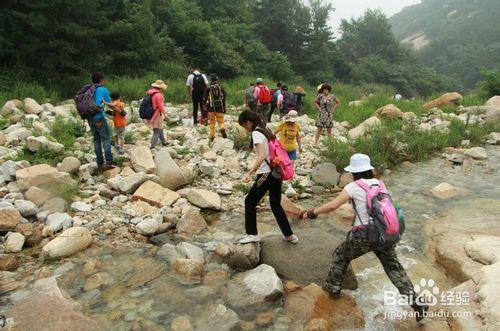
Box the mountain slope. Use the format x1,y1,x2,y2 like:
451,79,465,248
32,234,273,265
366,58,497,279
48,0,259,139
389,0,500,89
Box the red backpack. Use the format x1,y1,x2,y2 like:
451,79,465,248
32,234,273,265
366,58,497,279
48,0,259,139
257,85,272,104
255,128,295,180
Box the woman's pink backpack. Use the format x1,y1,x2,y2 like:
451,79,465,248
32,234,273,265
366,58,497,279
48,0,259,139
255,128,295,181
355,179,404,246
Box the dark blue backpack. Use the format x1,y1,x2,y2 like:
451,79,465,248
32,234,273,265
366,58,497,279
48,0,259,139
139,92,158,120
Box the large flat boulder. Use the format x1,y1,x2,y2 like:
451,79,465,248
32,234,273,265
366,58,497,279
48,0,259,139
187,189,221,210
477,262,500,330
132,180,180,207
423,92,463,110
7,276,99,330
260,228,358,289
15,164,72,191
155,148,188,190
130,146,156,174
115,172,149,194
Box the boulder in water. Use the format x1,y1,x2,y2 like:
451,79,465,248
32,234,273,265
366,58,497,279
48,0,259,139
195,304,239,331
430,182,459,199
464,147,488,160
172,258,205,283
215,242,260,271
260,228,358,289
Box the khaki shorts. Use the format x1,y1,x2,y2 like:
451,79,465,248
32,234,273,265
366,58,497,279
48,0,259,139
114,126,125,139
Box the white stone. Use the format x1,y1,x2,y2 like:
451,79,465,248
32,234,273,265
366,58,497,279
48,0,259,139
130,146,156,174
135,217,161,236
23,98,43,115
187,189,221,210
46,212,73,232
14,199,38,217
42,227,93,259
5,232,25,253
57,157,81,174
464,147,488,160
116,172,149,194
71,202,92,213
242,264,283,301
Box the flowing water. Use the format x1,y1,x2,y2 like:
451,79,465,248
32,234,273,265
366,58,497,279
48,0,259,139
4,146,500,330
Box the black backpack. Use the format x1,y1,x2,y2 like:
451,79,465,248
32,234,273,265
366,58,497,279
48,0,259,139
192,73,206,94
139,92,158,120
208,84,225,113
281,91,296,113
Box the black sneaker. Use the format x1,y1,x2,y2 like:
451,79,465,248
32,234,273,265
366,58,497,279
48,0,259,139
220,128,227,139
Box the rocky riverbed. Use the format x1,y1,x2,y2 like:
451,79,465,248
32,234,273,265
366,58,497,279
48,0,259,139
1,95,500,330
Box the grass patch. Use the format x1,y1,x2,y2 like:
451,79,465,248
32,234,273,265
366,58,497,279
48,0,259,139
44,181,80,201
114,156,126,167
0,81,60,106
13,146,64,166
321,119,495,172
234,183,251,193
177,147,190,155
50,116,85,148
124,131,135,144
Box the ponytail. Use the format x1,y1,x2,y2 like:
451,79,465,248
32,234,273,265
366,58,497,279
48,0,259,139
238,110,275,148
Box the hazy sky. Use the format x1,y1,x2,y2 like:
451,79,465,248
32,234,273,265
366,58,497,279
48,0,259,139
326,0,421,35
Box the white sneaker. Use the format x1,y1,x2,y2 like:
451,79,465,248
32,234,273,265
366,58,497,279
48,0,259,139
239,234,261,244
283,234,299,244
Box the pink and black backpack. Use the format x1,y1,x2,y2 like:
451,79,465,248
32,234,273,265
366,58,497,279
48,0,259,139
255,128,295,181
353,179,405,246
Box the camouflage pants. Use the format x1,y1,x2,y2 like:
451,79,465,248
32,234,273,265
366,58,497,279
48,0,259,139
325,234,415,298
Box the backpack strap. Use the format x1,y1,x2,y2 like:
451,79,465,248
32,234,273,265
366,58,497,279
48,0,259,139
253,128,273,169
354,179,381,211
350,199,365,227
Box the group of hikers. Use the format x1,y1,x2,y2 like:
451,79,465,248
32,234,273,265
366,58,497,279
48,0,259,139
76,68,428,323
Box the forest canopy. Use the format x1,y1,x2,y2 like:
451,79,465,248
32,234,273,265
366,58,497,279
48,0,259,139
0,0,452,97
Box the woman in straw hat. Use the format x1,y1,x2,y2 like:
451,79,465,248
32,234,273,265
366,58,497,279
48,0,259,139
147,80,168,148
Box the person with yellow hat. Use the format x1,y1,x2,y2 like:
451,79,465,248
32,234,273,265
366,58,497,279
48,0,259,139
146,79,168,148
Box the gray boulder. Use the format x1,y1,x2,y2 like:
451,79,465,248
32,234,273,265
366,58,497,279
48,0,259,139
46,212,73,232
155,148,188,190
311,162,340,187
260,228,357,289
14,199,39,218
57,157,81,175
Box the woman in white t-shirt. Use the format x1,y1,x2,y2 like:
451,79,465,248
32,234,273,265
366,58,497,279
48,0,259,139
302,154,428,322
238,110,298,244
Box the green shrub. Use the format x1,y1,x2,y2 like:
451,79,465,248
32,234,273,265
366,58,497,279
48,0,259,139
14,146,64,166
478,69,500,99
44,180,80,201
50,116,85,148
124,131,135,144
0,82,60,106
234,183,251,193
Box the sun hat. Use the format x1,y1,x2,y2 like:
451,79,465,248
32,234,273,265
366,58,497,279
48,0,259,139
255,78,264,84
344,153,375,173
151,80,168,90
283,110,299,123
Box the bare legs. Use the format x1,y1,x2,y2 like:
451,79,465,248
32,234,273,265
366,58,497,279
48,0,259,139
314,127,333,146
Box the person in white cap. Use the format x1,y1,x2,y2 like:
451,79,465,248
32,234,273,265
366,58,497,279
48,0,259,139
274,109,302,196
146,79,168,148
302,154,428,322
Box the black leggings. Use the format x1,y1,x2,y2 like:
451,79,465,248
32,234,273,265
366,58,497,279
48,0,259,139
244,173,293,236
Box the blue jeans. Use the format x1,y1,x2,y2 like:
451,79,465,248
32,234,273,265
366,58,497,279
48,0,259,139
89,118,113,165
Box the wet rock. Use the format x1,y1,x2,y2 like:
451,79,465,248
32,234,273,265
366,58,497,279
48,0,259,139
284,283,364,330
260,228,357,289
430,182,459,199
256,311,274,327
23,97,43,114
5,232,25,253
115,172,149,194
177,211,207,235
374,104,403,119
177,242,204,262
57,156,81,174
477,262,500,329
0,206,21,231
42,226,93,259
464,147,488,160
155,148,188,190
443,280,483,330
14,199,38,217
45,212,72,232
71,201,92,213
311,162,339,187
157,243,181,262
281,195,304,219
83,272,113,291
15,164,73,191
348,116,381,139
172,258,205,282
187,189,221,210
130,146,156,174
6,276,100,330
423,92,462,110
195,304,239,331
215,242,260,271
132,180,180,207
171,316,194,331
227,264,283,307
41,197,68,213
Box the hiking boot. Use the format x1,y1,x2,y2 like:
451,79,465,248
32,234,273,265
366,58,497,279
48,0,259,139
101,162,117,171
322,283,341,298
413,303,429,323
220,128,227,139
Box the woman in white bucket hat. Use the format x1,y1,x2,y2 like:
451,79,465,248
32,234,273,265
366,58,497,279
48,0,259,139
302,153,428,322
